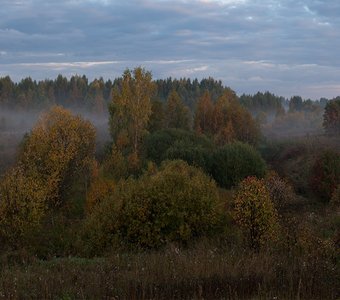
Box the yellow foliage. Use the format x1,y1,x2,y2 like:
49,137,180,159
0,166,47,243
0,106,96,245
109,67,155,161
82,160,221,250
234,176,279,249
19,106,96,207
102,146,129,181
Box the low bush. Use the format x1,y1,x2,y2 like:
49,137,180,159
81,160,221,252
264,171,296,212
211,142,266,189
145,128,213,165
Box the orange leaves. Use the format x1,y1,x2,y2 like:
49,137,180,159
194,90,260,145
194,90,214,134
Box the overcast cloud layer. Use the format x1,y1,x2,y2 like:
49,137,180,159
0,0,340,99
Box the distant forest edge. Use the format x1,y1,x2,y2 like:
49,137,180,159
0,73,334,113
1,72,339,141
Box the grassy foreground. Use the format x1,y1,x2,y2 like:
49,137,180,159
0,239,338,300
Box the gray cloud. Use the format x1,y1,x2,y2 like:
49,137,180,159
0,0,339,99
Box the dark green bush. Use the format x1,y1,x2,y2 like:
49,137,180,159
164,140,211,173
211,142,266,189
144,128,213,168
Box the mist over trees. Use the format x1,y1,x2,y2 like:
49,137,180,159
0,68,339,299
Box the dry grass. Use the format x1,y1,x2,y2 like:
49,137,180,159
0,239,338,300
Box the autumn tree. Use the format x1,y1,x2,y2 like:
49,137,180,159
194,90,214,134
0,166,47,245
234,177,279,250
212,92,235,143
323,98,340,135
85,178,115,213
214,91,260,145
19,106,96,208
109,67,156,166
165,90,191,130
0,106,96,248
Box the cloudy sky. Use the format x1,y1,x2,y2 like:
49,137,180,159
0,0,339,99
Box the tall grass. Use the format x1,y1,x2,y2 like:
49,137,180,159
0,239,337,299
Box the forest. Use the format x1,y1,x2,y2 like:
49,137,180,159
0,67,339,299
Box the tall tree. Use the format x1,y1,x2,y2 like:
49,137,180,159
0,76,14,107
212,90,260,145
165,90,191,130
194,90,214,134
86,78,105,114
289,96,303,112
109,67,155,165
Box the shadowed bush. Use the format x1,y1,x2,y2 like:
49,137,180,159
81,160,222,253
145,128,213,166
211,142,266,189
310,149,340,202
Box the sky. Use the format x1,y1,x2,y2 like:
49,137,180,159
0,0,340,99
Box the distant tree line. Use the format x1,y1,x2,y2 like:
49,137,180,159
0,73,339,141
0,75,228,112
0,75,332,114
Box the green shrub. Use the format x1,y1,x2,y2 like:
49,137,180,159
81,160,221,252
164,140,211,173
145,128,213,165
211,142,266,189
